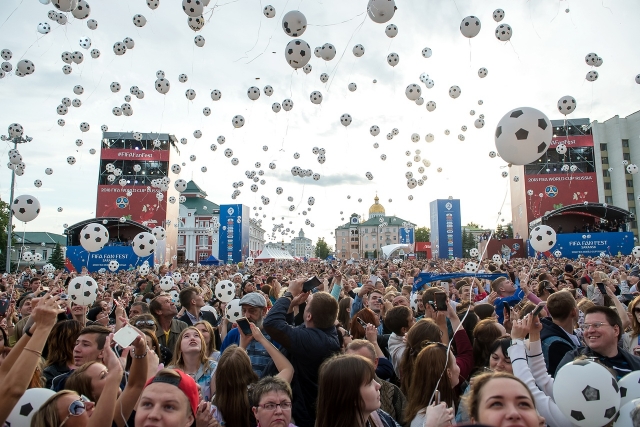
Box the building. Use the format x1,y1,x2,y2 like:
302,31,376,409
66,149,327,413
264,229,313,258
510,113,640,239
334,196,415,260
510,118,599,239
11,232,66,266
178,180,220,264
96,131,180,266
249,218,266,257
591,111,640,234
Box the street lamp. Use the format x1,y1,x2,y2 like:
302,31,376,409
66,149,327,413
1,130,32,273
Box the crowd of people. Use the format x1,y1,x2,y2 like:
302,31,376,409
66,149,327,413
1,254,640,427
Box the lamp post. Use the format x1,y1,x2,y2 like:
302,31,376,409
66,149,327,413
2,131,32,273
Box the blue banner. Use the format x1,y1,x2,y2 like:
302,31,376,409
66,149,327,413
430,199,462,259
526,232,634,258
65,246,154,273
218,204,250,264
399,227,415,244
413,272,508,292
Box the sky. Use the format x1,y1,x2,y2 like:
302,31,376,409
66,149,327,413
0,0,639,248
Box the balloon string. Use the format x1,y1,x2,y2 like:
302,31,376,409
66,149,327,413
326,14,367,93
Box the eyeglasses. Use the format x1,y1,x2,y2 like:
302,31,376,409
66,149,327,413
59,395,90,427
134,320,156,328
258,401,292,411
581,322,612,331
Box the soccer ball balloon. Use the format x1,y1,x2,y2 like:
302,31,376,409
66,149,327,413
67,276,99,306
80,223,109,252
495,107,552,165
529,225,556,252
132,232,157,257
215,280,235,303
11,195,41,222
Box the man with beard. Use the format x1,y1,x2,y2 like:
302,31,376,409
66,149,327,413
219,292,280,377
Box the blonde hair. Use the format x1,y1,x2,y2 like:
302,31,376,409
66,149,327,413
30,390,77,427
170,327,210,371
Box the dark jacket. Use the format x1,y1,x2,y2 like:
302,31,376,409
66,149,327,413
540,317,578,376
177,310,217,327
43,363,71,389
263,296,341,427
555,345,640,379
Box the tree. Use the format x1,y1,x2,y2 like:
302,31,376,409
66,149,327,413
373,249,378,259
315,238,331,259
505,224,514,239
0,199,13,273
466,222,483,229
415,227,430,242
49,242,65,270
495,224,504,239
462,229,476,257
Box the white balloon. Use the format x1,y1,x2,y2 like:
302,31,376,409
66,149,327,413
215,280,235,302
132,232,157,257
67,276,99,306
182,0,203,17
460,16,481,38
320,43,336,61
405,83,421,101
494,107,552,165
367,0,396,23
80,223,109,252
285,39,311,69
557,95,577,115
495,23,512,41
11,195,40,222
385,23,398,38
225,299,243,322
282,10,307,37
529,225,557,252
6,388,56,427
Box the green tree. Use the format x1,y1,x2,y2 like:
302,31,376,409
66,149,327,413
462,229,476,257
415,227,430,242
505,224,514,239
0,199,13,273
466,222,483,229
48,242,65,270
495,224,504,238
315,238,331,259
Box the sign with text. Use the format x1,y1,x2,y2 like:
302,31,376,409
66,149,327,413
527,232,634,258
100,148,170,161
65,246,154,272
399,227,415,244
524,173,598,220
549,135,594,148
218,204,250,264
96,185,167,226
429,199,462,259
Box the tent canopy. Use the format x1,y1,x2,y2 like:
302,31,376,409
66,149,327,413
381,244,414,259
255,247,295,261
200,255,221,266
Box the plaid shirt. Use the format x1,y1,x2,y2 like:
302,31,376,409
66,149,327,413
219,327,280,378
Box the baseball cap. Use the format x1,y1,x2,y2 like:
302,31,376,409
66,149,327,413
144,369,199,416
239,292,266,308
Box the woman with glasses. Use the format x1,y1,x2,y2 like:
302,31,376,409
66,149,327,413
251,376,296,427
32,335,123,427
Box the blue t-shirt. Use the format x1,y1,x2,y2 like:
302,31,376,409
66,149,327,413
220,328,281,378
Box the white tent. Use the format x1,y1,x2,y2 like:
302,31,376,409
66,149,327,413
381,244,414,259
255,246,295,261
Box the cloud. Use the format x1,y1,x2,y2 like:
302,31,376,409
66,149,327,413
272,170,368,186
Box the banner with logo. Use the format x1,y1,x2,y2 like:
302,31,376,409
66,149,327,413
100,148,170,162
218,204,250,264
430,199,462,259
549,135,594,148
526,232,634,258
65,246,154,272
399,227,415,244
524,173,598,220
96,185,167,227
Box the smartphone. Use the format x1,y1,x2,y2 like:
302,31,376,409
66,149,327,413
236,317,252,335
545,286,556,294
502,301,510,314
303,276,321,293
532,303,545,317
596,282,607,294
0,299,9,316
433,390,441,405
356,317,368,328
113,325,138,348
434,292,447,311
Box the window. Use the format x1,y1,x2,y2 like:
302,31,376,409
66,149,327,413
365,244,369,249
623,139,629,148
364,228,368,233
628,193,635,201
630,207,636,215
178,235,185,246
373,244,376,248
41,250,47,260
627,180,634,188
603,170,610,177
198,235,209,246
624,153,631,161
600,143,608,151
393,236,397,241
604,182,611,190
605,196,613,204
601,157,609,164
199,252,208,261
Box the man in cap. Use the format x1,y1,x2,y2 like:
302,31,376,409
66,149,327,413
219,292,280,377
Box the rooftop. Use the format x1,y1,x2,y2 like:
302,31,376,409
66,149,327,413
12,232,66,246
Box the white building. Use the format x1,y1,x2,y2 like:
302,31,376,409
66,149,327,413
11,232,66,267
249,218,266,257
177,180,220,264
333,196,415,260
592,110,640,234
264,229,314,258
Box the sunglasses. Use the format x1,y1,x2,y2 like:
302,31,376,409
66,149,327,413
134,320,156,328
60,395,91,427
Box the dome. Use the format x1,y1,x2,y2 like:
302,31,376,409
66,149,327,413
368,195,385,218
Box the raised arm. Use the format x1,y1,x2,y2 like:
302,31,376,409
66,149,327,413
246,323,294,383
